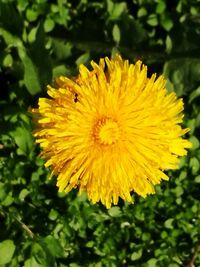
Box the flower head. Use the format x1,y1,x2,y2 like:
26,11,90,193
32,55,191,208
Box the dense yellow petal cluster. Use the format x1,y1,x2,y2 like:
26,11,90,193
32,55,191,208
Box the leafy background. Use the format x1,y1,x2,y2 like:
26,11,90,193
0,0,200,266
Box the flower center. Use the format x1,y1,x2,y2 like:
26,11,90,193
93,118,120,145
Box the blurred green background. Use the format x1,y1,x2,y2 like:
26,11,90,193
0,0,200,266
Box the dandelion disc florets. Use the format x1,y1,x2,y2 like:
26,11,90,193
32,55,191,208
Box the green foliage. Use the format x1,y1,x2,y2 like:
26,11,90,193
0,0,200,266
0,240,16,265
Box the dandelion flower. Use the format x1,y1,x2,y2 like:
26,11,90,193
32,55,191,208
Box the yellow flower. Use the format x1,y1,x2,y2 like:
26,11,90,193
32,55,191,208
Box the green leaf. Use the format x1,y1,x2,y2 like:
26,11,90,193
17,0,28,11
142,232,151,241
51,4,59,13
187,119,196,135
109,2,127,20
156,1,166,14
44,18,55,33
18,47,41,95
146,258,158,267
137,7,147,17
2,193,14,206
69,264,82,267
76,52,90,66
24,257,44,267
32,243,49,266
176,197,182,205
86,241,95,248
3,54,13,67
179,171,187,181
161,231,168,239
168,263,179,267
28,27,38,43
0,240,16,265
108,207,122,217
0,182,7,202
175,186,184,197
112,24,120,44
191,204,198,213
11,126,33,155
53,65,70,78
0,27,22,46
163,59,200,96
147,14,158,26
195,113,200,128
179,156,186,169
19,189,29,201
189,136,199,150
29,24,52,89
189,86,200,103
52,39,72,60
43,235,64,258
131,249,143,261
26,9,38,22
166,35,172,53
164,218,174,229
189,157,200,175
48,209,59,221
107,0,114,14
160,14,173,31
195,175,200,183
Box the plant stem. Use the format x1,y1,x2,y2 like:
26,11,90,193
187,243,200,267
0,207,35,239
